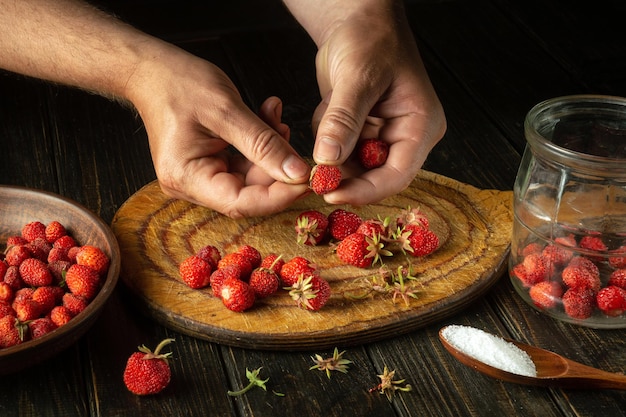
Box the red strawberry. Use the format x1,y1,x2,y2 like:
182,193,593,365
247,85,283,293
280,257,316,286
396,224,439,257
295,210,329,246
62,292,89,316
336,232,375,268
2,266,23,291
0,303,16,319
260,253,284,275
209,265,242,298
218,253,252,280
568,256,599,276
53,235,77,251
48,259,71,284
541,244,573,268
579,235,607,253
195,245,221,269
356,218,388,239
0,261,7,281
327,209,362,241
13,299,41,322
45,221,67,243
608,269,626,289
220,277,255,312
32,286,61,314
529,281,563,309
562,262,601,292
47,246,70,263
0,282,14,304
395,207,430,230
6,236,28,247
50,305,73,326
562,287,595,319
27,237,52,261
21,221,46,242
521,242,543,257
0,315,26,348
123,338,175,395
19,258,53,287
28,317,57,339
179,255,213,289
309,164,341,195
356,138,389,169
608,245,626,269
596,285,626,316
287,275,331,311
521,253,549,286
236,245,262,269
65,264,100,300
4,245,31,267
75,245,110,276
248,266,280,298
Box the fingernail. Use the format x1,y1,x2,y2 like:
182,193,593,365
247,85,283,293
282,155,309,180
315,137,341,162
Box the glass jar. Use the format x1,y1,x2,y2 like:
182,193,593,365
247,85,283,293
510,95,626,328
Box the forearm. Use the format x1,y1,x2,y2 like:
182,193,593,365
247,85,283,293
0,0,159,100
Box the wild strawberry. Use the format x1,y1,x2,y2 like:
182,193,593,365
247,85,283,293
562,262,601,292
179,255,213,289
4,245,31,267
2,266,22,290
541,244,574,268
608,245,626,269
195,245,221,269
65,264,100,300
209,265,242,298
248,266,280,298
32,286,61,314
13,287,34,304
521,242,543,257
521,253,549,286
62,292,88,316
395,206,430,230
260,253,284,275
579,235,607,253
236,245,262,269
218,253,253,280
327,209,362,241
220,277,255,312
295,210,329,246
0,282,13,304
28,317,57,339
395,224,439,257
310,164,341,195
21,221,46,242
596,285,626,316
336,232,390,268
47,246,70,263
568,256,599,275
0,261,7,281
0,315,26,348
608,269,626,289
13,299,41,321
357,138,389,169
123,338,175,396
53,235,77,251
529,281,563,309
6,236,27,247
554,234,577,247
0,303,16,319
67,246,81,262
26,238,52,261
45,221,67,243
356,218,388,239
562,287,595,319
287,275,331,311
75,245,110,276
19,258,53,287
280,256,317,286
50,305,73,326
48,259,71,284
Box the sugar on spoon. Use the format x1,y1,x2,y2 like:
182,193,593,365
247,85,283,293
439,325,626,390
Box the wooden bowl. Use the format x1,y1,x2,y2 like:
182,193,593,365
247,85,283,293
0,186,120,374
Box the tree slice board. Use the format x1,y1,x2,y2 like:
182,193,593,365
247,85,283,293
111,170,513,350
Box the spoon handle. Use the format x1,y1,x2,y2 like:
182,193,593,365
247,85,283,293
561,359,626,390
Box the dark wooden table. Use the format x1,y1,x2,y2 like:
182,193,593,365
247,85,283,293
1,1,625,416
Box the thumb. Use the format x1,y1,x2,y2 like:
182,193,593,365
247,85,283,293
312,83,379,165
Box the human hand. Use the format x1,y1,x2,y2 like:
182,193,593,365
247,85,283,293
309,5,446,205
126,45,311,218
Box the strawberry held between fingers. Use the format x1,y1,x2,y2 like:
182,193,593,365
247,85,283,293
309,164,342,195
123,338,175,396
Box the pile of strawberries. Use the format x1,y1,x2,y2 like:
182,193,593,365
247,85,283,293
179,244,330,313
0,220,110,349
512,234,626,320
295,206,440,268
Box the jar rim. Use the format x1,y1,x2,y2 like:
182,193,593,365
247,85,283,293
524,94,626,173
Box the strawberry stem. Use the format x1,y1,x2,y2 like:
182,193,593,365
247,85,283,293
227,367,270,396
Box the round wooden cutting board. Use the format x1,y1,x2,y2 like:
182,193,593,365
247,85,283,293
111,170,513,350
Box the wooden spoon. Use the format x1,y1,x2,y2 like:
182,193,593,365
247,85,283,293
439,326,626,390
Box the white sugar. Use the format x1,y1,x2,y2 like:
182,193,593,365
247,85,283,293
442,325,537,377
